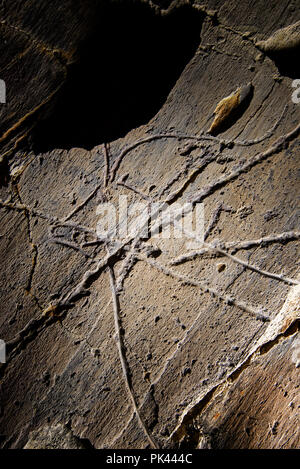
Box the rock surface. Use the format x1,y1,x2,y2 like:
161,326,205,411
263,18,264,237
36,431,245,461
0,0,299,449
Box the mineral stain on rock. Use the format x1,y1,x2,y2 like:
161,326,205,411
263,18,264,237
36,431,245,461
208,82,253,135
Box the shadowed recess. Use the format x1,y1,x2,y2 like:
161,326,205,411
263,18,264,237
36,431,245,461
32,2,204,152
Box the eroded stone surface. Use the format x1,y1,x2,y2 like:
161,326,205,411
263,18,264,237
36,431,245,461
0,0,299,449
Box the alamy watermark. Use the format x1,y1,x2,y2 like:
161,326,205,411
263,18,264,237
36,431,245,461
0,339,6,363
96,197,204,250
